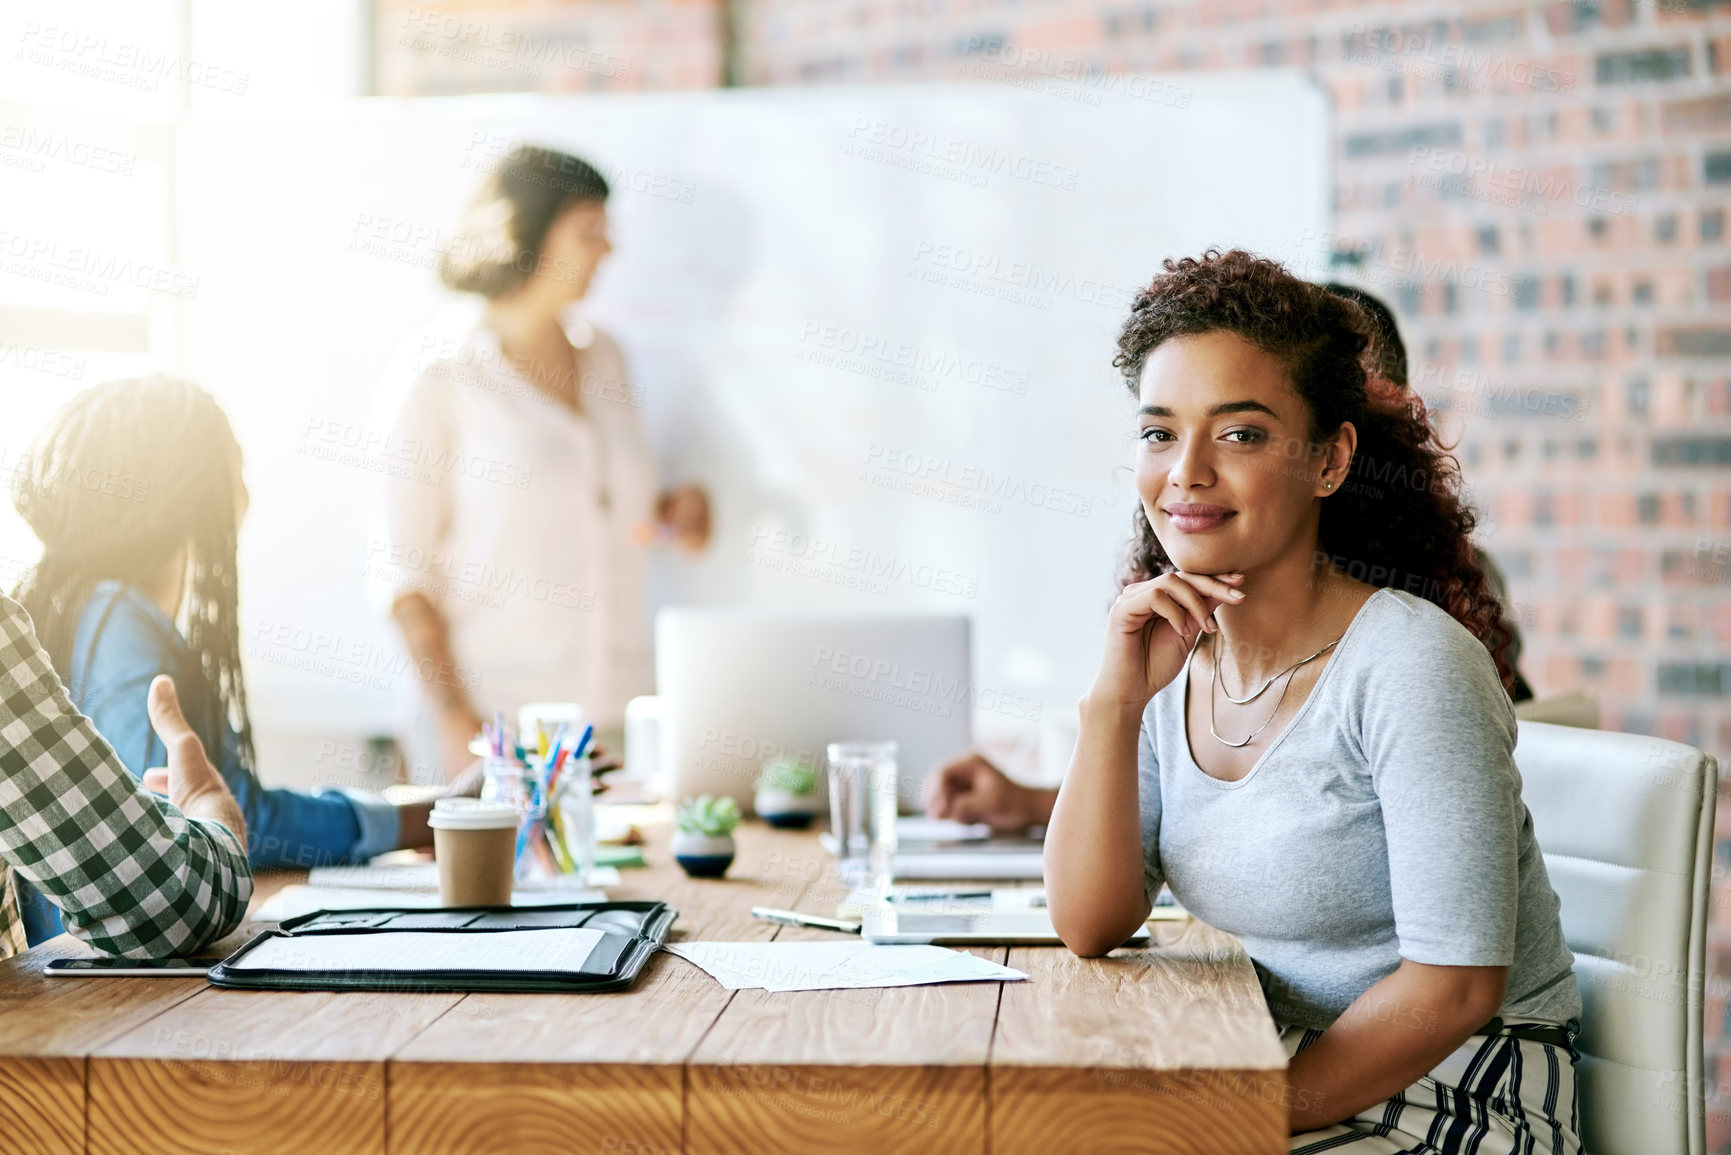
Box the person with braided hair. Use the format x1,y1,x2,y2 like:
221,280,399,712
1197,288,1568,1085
9,378,437,947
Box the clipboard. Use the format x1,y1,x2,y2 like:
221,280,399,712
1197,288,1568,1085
206,901,676,993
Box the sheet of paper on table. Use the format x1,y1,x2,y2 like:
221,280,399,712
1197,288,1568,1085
229,927,607,974
256,885,606,923
666,941,1027,992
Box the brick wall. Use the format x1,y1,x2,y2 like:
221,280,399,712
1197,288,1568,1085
368,0,1731,1138
734,4,1731,1138
375,0,722,94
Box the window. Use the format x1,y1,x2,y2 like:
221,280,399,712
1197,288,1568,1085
1657,214,1678,242
1478,226,1500,254
1595,47,1692,85
1637,493,1661,523
1704,208,1725,242
1633,281,1654,305
1629,377,1651,415
1397,281,1422,316
1657,663,1731,695
1618,607,1643,638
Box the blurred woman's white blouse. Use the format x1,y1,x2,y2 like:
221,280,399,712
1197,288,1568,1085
369,302,658,772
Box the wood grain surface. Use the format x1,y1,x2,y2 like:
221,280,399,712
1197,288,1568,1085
684,853,1003,1155
388,823,823,1155
992,920,1289,1155
0,823,1287,1154
89,981,461,1154
0,934,205,1154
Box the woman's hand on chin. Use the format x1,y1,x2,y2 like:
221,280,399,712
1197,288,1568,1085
1089,570,1245,711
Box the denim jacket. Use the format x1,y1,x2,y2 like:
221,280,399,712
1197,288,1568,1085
20,582,396,945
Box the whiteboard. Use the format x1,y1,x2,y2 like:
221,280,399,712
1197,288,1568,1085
171,76,1328,744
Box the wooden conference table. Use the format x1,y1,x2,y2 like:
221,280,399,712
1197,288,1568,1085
0,822,1289,1155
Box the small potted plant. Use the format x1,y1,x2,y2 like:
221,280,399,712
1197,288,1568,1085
672,795,741,878
754,756,819,828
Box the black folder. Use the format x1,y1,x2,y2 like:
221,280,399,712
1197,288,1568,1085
206,901,676,993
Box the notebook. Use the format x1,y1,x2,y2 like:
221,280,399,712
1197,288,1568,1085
206,901,674,993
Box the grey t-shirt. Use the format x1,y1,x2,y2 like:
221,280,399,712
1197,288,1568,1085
1138,588,1581,1032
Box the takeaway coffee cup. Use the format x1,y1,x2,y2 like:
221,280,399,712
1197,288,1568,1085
428,798,520,906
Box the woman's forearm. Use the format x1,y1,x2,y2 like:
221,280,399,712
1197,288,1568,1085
1285,960,1507,1131
1044,694,1153,955
390,592,475,717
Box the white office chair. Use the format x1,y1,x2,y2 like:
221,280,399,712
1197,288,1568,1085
1517,719,1719,1155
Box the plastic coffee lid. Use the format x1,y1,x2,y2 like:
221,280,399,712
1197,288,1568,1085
428,798,520,830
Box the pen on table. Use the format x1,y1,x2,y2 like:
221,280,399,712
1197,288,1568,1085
750,907,862,934
896,889,993,903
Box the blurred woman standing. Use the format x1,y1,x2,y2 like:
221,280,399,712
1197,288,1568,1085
373,145,708,780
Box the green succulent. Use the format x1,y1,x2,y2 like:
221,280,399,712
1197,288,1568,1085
676,794,741,837
756,756,818,796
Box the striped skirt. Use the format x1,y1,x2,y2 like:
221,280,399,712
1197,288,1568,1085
1284,1022,1583,1155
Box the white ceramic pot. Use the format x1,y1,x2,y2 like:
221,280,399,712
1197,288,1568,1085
672,831,736,878
754,787,819,829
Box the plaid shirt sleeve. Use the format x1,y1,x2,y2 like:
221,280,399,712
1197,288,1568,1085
0,594,252,959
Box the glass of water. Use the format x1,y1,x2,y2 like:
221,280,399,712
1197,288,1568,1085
826,740,899,891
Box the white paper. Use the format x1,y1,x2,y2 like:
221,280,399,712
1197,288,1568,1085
308,863,622,890
891,852,1043,880
230,927,606,974
894,818,993,841
665,942,1026,992
255,885,606,922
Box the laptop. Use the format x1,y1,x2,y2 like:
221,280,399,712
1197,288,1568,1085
656,609,973,811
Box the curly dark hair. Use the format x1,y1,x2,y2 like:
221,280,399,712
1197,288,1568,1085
11,377,254,768
1113,248,1517,693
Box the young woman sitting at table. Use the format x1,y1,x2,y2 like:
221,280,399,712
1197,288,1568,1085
1040,250,1581,1153
9,379,441,946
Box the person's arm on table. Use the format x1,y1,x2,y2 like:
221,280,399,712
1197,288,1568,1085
1285,961,1506,1130
1046,570,1241,955
925,754,1056,832
0,597,250,957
